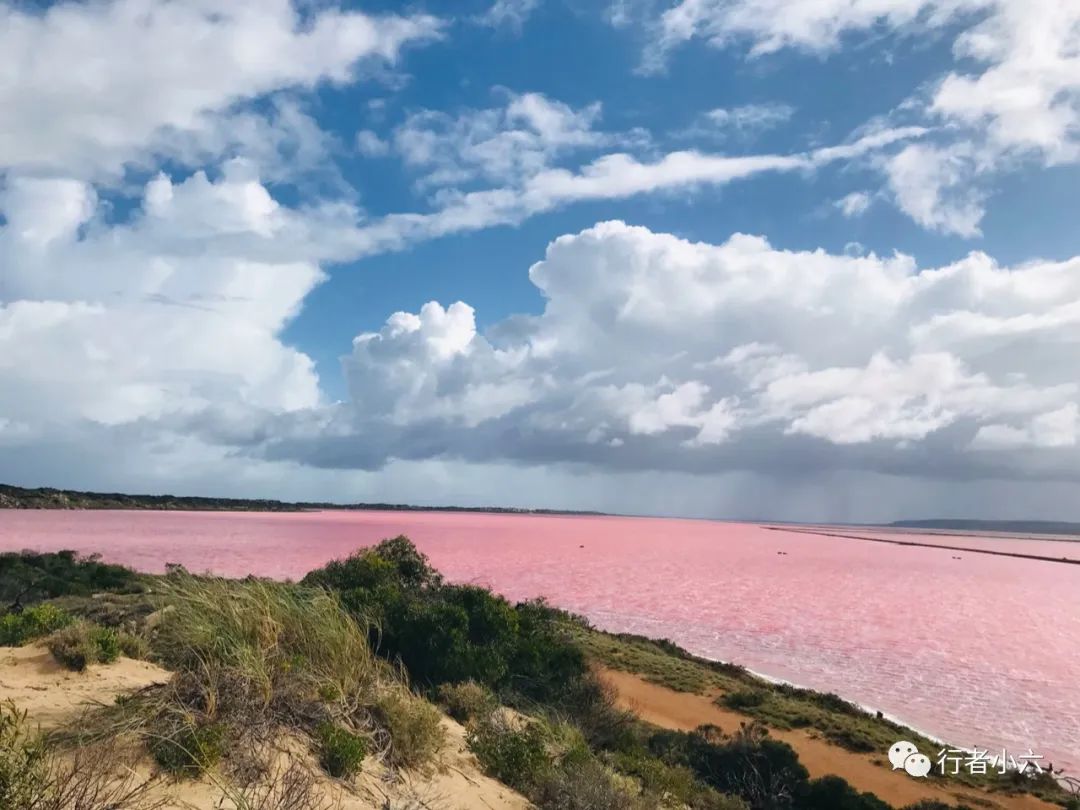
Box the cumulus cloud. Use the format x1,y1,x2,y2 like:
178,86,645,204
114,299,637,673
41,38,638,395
249,222,1080,487
0,0,440,179
0,163,346,437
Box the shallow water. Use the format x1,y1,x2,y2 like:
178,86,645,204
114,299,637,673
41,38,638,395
2,508,1077,771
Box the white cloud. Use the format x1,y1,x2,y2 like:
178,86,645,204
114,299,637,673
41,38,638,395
477,0,541,32
931,0,1080,164
649,0,983,61
836,191,873,217
0,165,338,434
705,103,795,133
392,92,616,188
635,0,1080,235
352,123,925,254
0,0,440,180
884,143,986,236
255,221,1080,485
356,130,391,158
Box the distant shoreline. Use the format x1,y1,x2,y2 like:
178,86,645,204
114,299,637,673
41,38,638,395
0,483,603,517
7,482,1080,539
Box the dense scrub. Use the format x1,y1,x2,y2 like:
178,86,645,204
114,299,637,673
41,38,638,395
0,602,74,645
302,537,601,718
0,549,144,607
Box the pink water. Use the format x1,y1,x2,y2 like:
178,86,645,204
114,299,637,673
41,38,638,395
2,509,1078,772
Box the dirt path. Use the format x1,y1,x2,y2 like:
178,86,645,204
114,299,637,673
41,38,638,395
600,667,1058,810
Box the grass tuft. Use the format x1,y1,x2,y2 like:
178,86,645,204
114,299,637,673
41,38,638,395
436,680,497,724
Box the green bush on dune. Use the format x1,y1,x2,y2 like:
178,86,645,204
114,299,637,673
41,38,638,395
436,680,498,723
0,603,74,646
139,572,444,777
302,537,624,744
315,721,367,778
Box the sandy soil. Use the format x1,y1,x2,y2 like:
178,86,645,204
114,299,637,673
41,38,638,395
600,667,1059,810
0,644,529,810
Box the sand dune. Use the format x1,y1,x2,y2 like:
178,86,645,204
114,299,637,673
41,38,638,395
0,645,529,810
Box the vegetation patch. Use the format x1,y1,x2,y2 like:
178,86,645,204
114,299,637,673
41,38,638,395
437,680,498,724
46,622,127,671
0,602,74,646
315,722,367,778
0,701,164,809
0,549,145,607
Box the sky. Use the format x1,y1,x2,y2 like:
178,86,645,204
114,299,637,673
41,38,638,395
2,0,1079,523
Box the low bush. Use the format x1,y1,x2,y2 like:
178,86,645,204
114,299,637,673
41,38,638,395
304,539,594,709
315,722,367,778
468,713,552,793
797,775,891,810
0,603,73,645
148,717,227,776
531,756,646,810
612,749,749,808
722,688,767,710
650,722,809,810
46,622,125,671
437,680,497,723
374,690,446,769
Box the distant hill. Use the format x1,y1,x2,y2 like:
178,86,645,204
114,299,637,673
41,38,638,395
0,483,602,516
890,519,1080,537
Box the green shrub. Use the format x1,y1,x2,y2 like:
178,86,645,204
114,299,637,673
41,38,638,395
374,690,446,769
649,723,809,809
0,550,144,606
437,680,497,724
0,603,74,645
46,622,124,671
316,722,367,778
722,688,767,710
149,718,226,776
613,748,752,808
797,775,891,810
0,702,48,808
532,757,646,810
304,539,593,709
92,626,122,664
468,714,552,793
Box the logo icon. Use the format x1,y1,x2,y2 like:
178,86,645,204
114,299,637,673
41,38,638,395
889,741,930,778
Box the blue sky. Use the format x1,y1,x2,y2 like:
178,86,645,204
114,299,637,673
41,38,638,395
2,0,1080,520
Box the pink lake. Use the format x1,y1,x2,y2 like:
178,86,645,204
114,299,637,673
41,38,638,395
1,508,1078,772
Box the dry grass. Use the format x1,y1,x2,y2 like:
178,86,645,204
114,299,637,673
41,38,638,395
1,701,165,810
67,573,445,781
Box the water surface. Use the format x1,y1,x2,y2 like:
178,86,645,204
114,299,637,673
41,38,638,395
2,509,1077,771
